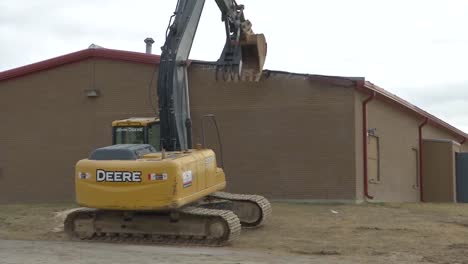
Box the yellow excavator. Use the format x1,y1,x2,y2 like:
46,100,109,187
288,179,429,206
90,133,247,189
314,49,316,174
64,0,270,246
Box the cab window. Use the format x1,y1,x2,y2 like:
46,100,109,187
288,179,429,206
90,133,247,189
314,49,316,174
114,126,145,145
147,122,161,151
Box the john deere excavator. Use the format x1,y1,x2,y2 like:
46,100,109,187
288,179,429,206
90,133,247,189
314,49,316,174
64,0,270,246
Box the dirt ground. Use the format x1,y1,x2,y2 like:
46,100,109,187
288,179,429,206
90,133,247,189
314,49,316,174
1,202,468,263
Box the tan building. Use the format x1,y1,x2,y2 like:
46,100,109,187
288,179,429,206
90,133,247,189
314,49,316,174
0,47,466,203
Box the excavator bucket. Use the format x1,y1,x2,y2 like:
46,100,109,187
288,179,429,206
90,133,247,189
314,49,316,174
240,33,267,81
216,20,267,82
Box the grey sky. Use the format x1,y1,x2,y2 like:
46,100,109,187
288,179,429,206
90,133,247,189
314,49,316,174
1,0,468,131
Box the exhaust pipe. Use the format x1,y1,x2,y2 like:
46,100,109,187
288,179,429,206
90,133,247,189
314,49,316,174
144,38,155,54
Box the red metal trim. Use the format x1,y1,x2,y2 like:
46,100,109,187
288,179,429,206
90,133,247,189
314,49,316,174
0,48,161,82
362,91,376,200
418,118,428,202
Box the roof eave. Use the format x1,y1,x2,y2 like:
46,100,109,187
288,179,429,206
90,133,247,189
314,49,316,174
0,48,161,82
357,81,467,140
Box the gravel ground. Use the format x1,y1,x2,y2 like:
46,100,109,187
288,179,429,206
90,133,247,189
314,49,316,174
1,202,468,263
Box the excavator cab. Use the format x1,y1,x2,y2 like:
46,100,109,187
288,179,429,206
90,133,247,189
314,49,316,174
112,117,160,150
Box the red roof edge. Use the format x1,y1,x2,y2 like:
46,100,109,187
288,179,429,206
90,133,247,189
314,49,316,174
357,80,467,140
0,48,161,82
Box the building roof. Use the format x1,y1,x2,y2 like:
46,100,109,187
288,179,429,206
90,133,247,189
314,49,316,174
358,81,467,141
0,48,161,82
0,47,466,140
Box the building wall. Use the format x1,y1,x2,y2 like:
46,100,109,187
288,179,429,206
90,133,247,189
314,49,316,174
1,56,464,203
0,60,358,202
354,91,467,202
353,92,364,202
422,139,459,202
360,94,421,202
188,64,357,200
0,59,156,202
423,125,466,152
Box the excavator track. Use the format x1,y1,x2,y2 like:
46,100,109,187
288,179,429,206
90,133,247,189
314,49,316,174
206,192,272,227
64,206,241,246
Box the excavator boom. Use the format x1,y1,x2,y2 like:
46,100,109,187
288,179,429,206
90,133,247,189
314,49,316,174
158,0,267,151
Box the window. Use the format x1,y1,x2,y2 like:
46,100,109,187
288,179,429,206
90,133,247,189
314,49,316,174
147,122,161,151
114,126,145,145
368,135,380,183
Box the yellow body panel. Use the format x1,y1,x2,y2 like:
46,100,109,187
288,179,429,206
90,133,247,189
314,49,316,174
112,117,159,127
75,149,226,210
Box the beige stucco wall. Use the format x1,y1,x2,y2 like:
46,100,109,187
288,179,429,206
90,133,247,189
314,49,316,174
355,93,421,202
354,90,467,202
354,92,364,202
423,125,466,152
422,139,458,202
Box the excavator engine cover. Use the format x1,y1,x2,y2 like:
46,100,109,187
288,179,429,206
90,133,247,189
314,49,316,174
75,144,226,210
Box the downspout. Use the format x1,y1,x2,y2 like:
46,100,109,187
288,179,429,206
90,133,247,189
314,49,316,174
460,137,466,145
418,118,428,202
362,91,376,199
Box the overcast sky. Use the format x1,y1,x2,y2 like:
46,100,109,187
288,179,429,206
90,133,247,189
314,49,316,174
1,0,468,131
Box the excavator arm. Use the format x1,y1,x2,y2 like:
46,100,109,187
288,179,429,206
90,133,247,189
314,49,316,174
215,0,267,81
158,0,267,151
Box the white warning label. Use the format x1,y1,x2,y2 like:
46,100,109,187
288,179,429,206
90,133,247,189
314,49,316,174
182,170,192,188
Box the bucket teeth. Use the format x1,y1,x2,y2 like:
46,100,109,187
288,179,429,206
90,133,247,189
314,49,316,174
216,65,241,82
